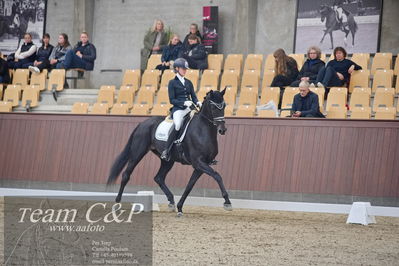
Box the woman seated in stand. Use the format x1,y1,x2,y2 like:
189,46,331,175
182,23,202,50
178,34,208,70
290,46,325,87
156,34,182,72
28,33,54,73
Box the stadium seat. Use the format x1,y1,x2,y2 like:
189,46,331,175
352,87,371,95
21,88,39,111
224,104,234,117
117,89,134,109
185,69,200,91
257,109,276,118
329,87,348,97
151,103,170,116
146,54,162,70
374,107,396,120
327,107,347,119
122,69,141,91
262,69,275,88
0,101,12,112
29,69,47,91
223,54,243,73
394,55,399,76
6,84,22,97
246,54,263,63
220,71,239,94
207,54,223,73
241,70,260,93
236,104,256,117
141,70,160,91
3,87,20,107
100,85,116,92
288,54,305,68
110,103,129,115
320,53,326,62
12,69,29,86
238,90,258,106
243,57,262,72
349,69,370,93
372,69,393,93
159,70,175,90
260,87,280,106
326,92,346,111
0,84,3,99
156,89,169,104
120,85,135,91
91,103,108,114
197,89,208,102
280,87,298,117
371,53,392,75
136,89,154,107
264,54,275,71
373,88,394,111
396,75,399,94
71,102,89,114
131,104,151,115
224,89,236,106
97,89,114,107
351,53,370,70
47,69,65,91
310,86,325,111
199,70,219,92
349,91,370,109
350,106,371,119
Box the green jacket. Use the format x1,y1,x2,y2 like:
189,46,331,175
140,31,168,70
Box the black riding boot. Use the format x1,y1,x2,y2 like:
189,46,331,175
160,129,179,161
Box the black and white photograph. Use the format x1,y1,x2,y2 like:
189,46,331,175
294,0,383,53
0,0,47,54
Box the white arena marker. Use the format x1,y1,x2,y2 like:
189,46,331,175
346,202,376,225
138,191,159,211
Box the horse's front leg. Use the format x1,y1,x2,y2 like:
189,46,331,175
320,30,327,44
176,169,203,216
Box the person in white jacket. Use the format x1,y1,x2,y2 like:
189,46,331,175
8,33,37,69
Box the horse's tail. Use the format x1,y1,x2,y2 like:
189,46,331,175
106,129,136,185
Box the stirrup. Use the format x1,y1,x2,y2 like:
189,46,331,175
160,150,170,161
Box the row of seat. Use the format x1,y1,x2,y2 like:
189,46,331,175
147,52,399,76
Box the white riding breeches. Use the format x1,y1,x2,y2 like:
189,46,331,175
173,108,190,131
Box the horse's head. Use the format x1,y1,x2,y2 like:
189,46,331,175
202,88,227,135
320,5,329,22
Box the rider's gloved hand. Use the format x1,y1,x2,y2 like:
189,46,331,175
196,101,202,108
184,101,192,107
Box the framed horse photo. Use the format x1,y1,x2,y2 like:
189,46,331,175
294,0,383,54
0,0,47,55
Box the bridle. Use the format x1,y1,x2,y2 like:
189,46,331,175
199,99,226,126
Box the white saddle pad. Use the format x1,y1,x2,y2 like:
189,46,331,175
155,120,174,142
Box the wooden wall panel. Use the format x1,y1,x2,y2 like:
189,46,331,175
0,113,398,198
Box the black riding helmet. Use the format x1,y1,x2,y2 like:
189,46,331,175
173,58,189,73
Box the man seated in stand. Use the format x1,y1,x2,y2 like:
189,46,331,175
291,80,325,118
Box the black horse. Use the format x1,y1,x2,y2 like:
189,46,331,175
107,89,232,216
319,5,358,49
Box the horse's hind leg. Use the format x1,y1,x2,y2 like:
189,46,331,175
176,169,203,216
153,160,175,210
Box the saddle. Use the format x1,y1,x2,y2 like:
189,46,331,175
154,110,196,142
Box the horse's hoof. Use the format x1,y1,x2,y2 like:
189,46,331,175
115,197,121,203
168,203,176,212
176,212,183,218
223,203,233,211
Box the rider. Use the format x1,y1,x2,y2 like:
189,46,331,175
160,58,202,161
333,0,348,30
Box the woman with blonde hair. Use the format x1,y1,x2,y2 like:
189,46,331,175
290,46,325,87
156,34,182,72
140,19,169,70
270,49,299,108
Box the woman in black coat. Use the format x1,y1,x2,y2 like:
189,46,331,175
179,34,208,70
28,33,54,73
156,34,182,72
290,46,325,87
0,53,10,84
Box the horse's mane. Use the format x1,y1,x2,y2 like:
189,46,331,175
205,90,224,104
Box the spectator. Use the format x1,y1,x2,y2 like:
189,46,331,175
156,34,182,72
292,80,325,118
28,33,54,73
141,19,169,70
179,34,208,70
270,48,298,108
8,33,37,69
182,23,202,50
60,31,97,70
48,33,72,69
290,46,325,87
316,46,361,89
0,52,11,84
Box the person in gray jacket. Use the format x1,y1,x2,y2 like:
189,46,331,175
140,19,169,70
49,33,72,69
